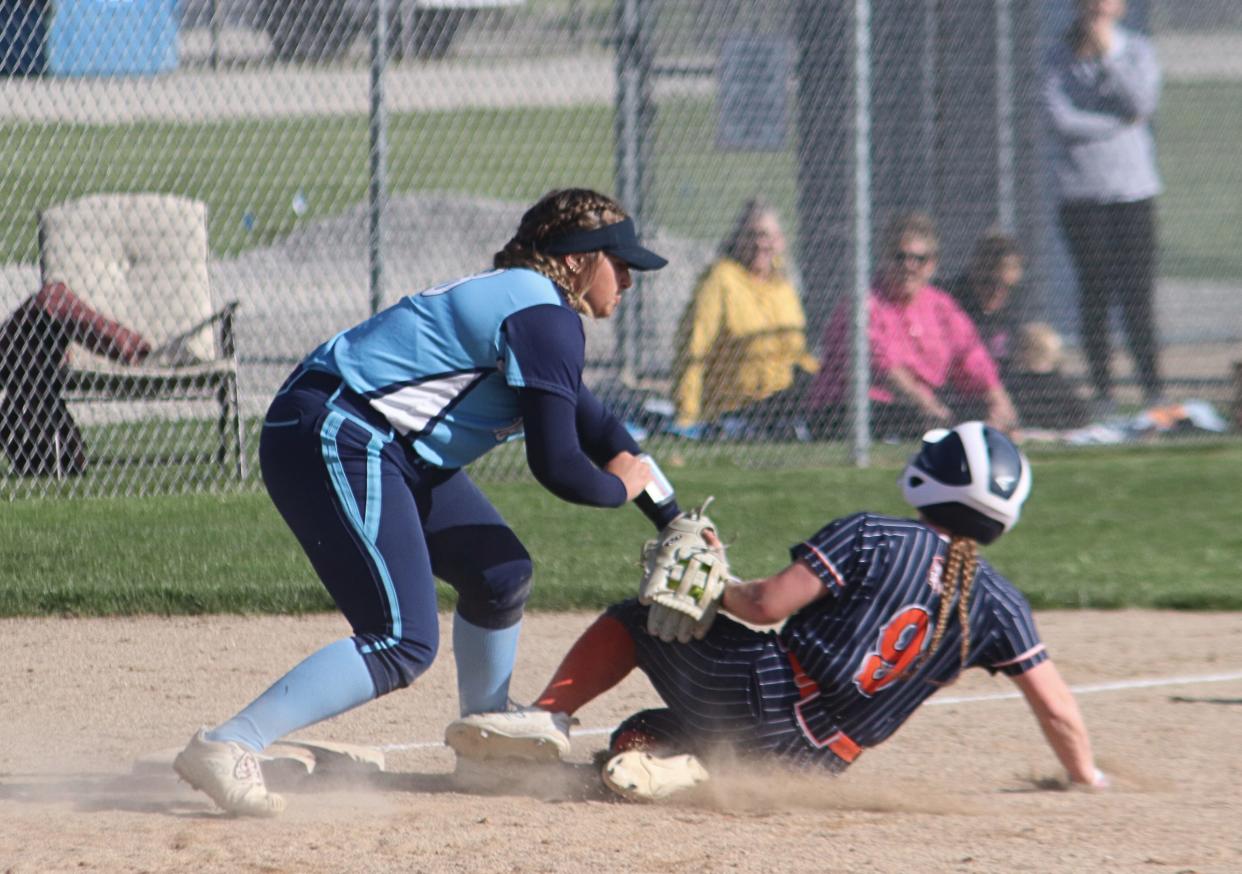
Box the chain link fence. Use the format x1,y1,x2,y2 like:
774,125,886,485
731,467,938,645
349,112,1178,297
1,0,1239,497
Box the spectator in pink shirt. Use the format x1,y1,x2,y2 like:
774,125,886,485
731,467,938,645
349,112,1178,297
808,212,1018,439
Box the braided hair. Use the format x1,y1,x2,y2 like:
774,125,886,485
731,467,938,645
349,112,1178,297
493,188,627,314
922,534,980,672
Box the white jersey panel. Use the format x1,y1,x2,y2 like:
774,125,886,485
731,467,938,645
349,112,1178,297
300,268,566,468
369,371,487,438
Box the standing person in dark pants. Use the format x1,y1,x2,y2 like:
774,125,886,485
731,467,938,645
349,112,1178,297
1043,0,1163,414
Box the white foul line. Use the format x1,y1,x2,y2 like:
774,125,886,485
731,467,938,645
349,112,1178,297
381,668,1242,752
928,669,1242,706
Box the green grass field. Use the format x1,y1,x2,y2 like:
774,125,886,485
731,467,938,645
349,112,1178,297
1,74,1238,616
4,442,1240,616
1,82,1236,278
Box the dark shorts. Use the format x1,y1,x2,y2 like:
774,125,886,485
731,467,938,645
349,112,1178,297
606,599,854,772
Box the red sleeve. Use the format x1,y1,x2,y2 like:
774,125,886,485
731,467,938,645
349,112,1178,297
35,282,151,364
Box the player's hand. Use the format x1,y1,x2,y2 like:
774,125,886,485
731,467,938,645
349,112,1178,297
1071,767,1111,792
605,451,653,502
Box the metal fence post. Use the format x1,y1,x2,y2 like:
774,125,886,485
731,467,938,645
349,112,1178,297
795,0,872,465
369,0,390,317
852,0,873,468
614,0,652,380
208,0,220,71
995,0,1017,233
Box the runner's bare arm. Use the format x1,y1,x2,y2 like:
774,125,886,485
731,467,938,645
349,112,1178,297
722,560,826,626
1010,660,1107,788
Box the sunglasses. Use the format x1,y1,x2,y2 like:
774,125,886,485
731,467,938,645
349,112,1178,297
893,250,934,266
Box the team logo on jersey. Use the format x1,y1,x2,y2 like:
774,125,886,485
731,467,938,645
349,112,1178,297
926,554,944,595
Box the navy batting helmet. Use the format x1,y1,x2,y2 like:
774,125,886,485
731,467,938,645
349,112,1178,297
900,421,1032,544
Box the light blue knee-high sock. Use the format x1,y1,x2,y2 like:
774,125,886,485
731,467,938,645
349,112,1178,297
452,612,521,716
206,638,376,752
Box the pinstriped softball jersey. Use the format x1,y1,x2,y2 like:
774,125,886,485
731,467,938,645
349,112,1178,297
783,512,1046,749
608,511,1046,769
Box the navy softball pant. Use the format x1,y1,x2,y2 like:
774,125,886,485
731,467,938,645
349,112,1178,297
607,599,853,772
260,370,533,697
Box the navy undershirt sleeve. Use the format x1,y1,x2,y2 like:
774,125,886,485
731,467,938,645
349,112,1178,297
519,387,628,508
503,305,679,527
500,304,583,402
575,382,639,464
576,384,680,529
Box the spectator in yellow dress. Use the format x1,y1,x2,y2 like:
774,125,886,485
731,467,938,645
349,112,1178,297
671,199,818,436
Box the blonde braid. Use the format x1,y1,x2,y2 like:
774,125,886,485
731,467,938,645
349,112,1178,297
954,538,979,665
916,536,980,673
493,188,627,314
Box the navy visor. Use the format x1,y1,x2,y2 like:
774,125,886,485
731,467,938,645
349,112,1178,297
541,217,668,271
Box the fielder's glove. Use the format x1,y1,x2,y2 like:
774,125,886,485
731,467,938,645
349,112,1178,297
639,498,733,643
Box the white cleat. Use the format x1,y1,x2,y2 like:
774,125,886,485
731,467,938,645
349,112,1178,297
601,750,710,802
444,707,574,763
173,729,286,817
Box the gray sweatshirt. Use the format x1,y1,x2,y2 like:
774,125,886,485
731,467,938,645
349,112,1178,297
1042,26,1162,204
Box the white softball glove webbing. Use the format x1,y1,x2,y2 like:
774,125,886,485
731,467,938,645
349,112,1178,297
639,498,733,643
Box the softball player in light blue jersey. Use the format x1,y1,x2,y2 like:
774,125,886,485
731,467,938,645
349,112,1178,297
173,188,684,816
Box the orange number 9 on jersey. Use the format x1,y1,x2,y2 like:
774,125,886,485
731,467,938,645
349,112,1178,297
854,605,932,697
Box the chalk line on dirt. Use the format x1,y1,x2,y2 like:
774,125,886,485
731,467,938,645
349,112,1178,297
378,668,1242,752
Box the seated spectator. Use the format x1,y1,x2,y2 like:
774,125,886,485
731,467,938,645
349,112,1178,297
671,199,818,436
947,231,1025,375
0,282,150,476
807,211,1018,440
1006,322,1090,430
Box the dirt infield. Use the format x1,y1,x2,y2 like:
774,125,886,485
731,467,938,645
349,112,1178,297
2,610,1240,873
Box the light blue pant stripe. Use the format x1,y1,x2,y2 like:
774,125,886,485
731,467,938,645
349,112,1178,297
326,388,393,442
364,432,384,544
319,410,402,652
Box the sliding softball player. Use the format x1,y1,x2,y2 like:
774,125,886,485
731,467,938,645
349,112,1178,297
450,422,1110,801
